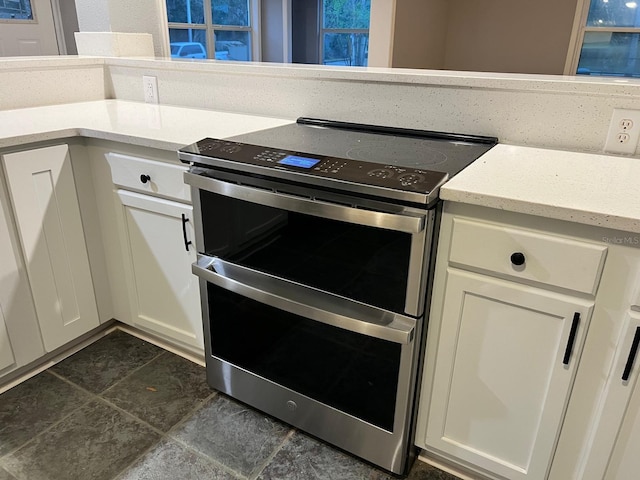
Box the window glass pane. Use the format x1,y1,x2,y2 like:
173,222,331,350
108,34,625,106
214,30,251,60
0,0,32,20
323,0,370,29
577,32,640,76
587,0,640,27
165,0,204,24
169,28,208,59
323,33,368,66
212,0,249,26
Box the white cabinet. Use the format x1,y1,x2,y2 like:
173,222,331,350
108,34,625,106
416,205,606,480
0,308,15,372
98,149,203,353
115,189,202,350
571,310,640,480
423,269,592,480
0,184,43,377
1,144,99,352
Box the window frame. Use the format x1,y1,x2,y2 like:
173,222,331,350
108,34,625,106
318,0,370,66
166,0,260,61
565,0,640,75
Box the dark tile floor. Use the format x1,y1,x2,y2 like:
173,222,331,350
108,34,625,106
0,330,460,480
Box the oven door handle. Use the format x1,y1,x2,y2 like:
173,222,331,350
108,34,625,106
192,255,416,345
184,172,425,234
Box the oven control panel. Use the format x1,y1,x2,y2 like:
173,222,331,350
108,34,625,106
182,138,448,194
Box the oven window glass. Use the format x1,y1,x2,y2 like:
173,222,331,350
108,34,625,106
208,284,401,431
200,190,412,314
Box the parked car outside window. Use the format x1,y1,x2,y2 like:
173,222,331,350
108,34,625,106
170,41,229,60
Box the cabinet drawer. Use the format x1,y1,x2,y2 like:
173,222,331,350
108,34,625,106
106,153,190,202
449,218,607,295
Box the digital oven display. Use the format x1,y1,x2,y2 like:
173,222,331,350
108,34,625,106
277,155,321,169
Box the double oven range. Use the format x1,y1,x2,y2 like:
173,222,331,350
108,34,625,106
179,118,496,475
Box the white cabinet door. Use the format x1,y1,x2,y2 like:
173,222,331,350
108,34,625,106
116,190,203,350
0,306,15,372
2,144,100,352
577,310,640,480
424,268,593,480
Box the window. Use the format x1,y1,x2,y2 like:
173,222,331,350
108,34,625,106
574,0,640,77
0,0,32,20
321,0,370,66
165,0,254,61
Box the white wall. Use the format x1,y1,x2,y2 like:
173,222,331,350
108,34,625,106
4,55,640,158
392,0,448,69
74,0,167,57
104,57,640,156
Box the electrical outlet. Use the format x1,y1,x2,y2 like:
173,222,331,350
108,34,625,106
143,75,159,104
604,108,640,154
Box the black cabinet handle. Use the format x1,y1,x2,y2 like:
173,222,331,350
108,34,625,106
563,312,581,365
622,327,640,382
181,214,192,251
510,252,526,266
140,174,151,184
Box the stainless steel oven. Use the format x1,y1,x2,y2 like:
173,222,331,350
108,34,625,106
179,118,496,475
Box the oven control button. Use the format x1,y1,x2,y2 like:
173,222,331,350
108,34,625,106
286,400,297,412
368,168,394,179
398,173,425,186
220,144,241,154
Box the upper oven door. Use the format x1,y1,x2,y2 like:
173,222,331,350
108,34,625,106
185,170,434,317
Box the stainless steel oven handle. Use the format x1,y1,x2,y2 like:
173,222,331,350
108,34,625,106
184,172,425,234
192,255,416,345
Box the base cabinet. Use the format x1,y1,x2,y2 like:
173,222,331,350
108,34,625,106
423,269,592,480
573,310,640,480
115,189,202,350
95,148,203,353
415,204,610,480
0,309,15,371
1,144,99,353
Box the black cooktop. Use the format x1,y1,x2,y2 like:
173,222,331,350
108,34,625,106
179,118,497,205
228,118,496,177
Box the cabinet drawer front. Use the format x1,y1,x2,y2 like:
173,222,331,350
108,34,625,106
449,218,607,294
107,153,190,202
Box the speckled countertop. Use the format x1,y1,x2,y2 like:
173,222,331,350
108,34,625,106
1,100,639,234
441,144,640,234
0,99,293,151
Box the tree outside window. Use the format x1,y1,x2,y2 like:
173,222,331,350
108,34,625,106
321,0,371,66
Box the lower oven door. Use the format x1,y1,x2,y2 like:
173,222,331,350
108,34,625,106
192,254,420,475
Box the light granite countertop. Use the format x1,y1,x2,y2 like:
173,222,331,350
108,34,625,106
1,100,639,234
441,144,640,234
0,99,294,151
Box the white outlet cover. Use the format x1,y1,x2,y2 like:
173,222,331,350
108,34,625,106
604,108,640,155
143,75,159,104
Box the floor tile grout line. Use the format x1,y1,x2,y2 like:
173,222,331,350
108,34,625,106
98,349,168,396
162,390,219,438
106,391,252,480
248,428,296,480
95,396,170,438
161,435,250,480
0,371,98,462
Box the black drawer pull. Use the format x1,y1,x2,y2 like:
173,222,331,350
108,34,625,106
140,174,151,184
563,312,580,365
510,252,525,266
622,327,640,382
181,214,192,251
